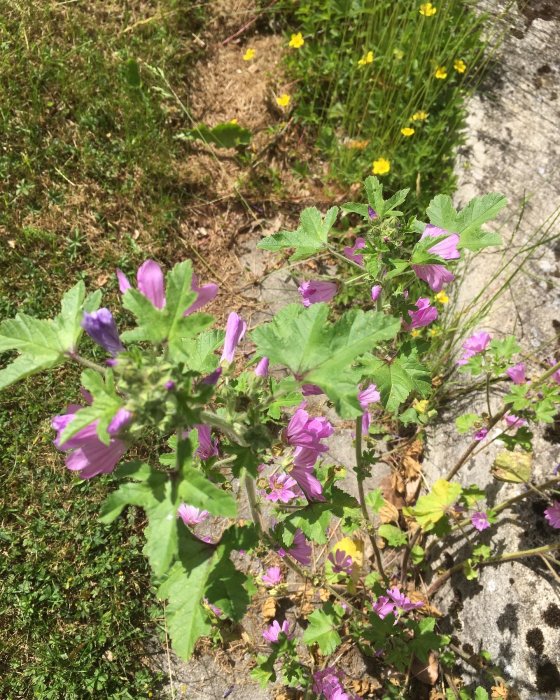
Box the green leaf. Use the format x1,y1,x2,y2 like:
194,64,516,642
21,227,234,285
426,194,458,231
144,486,180,577
52,281,86,351
281,488,359,545
253,304,400,418
365,488,384,513
59,369,122,445
363,350,431,413
474,687,489,700
302,604,342,654
180,122,251,149
257,206,338,261
174,329,224,372
409,617,448,663
204,549,251,619
251,654,277,687
378,524,407,547
404,480,462,531
99,481,160,524
158,544,214,659
179,466,237,517
455,413,480,434
491,450,532,483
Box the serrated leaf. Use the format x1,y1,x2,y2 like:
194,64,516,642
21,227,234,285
302,605,342,654
253,304,400,418
99,481,160,524
455,413,480,434
205,549,251,619
474,687,489,700
404,480,462,530
281,488,360,545
257,206,338,261
179,466,237,517
158,544,214,659
365,488,384,513
174,329,224,372
363,351,431,413
378,524,407,547
426,194,458,231
144,489,180,577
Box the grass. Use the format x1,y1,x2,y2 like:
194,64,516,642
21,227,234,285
271,0,491,211
0,1,208,696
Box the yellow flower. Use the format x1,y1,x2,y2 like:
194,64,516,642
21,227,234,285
358,50,374,66
276,93,291,108
401,127,415,137
413,399,429,414
229,118,238,124
435,291,449,304
419,2,437,16
393,48,405,60
454,58,467,73
372,157,390,175
289,32,305,49
428,327,440,337
435,66,447,79
411,110,428,121
242,48,256,61
411,329,421,338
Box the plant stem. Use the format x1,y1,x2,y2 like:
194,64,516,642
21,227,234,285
355,417,388,583
244,471,263,531
67,351,107,374
199,411,248,446
427,543,560,597
327,244,365,272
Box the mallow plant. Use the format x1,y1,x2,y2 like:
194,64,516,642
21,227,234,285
1,178,558,699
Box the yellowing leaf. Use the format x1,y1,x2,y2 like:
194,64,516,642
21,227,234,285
404,479,461,530
492,450,532,483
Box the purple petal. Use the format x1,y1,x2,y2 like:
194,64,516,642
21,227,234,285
137,259,166,309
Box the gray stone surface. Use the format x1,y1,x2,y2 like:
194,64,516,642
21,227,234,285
423,2,560,696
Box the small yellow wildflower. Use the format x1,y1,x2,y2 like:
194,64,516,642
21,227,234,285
413,399,429,414
289,32,305,49
435,290,449,304
411,329,421,338
428,327,441,337
419,2,437,16
229,118,238,124
435,66,447,80
401,127,415,137
358,51,374,67
393,48,405,60
276,93,291,108
372,157,390,175
454,58,467,73
242,48,256,61
412,110,428,121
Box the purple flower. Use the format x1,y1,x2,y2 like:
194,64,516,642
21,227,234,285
262,619,292,644
371,284,382,302
361,411,372,435
359,384,380,409
165,380,176,391
471,511,490,531
373,587,423,621
457,331,492,365
313,667,349,700
474,428,488,441
195,424,219,459
278,528,312,566
328,549,353,575
254,356,269,377
220,312,247,364
178,503,209,526
544,501,560,529
52,404,128,479
411,225,460,293
298,280,338,307
302,384,323,396
504,413,527,430
266,473,299,503
116,260,218,315
286,404,333,451
506,363,526,385
290,462,325,502
203,598,223,617
200,367,222,385
185,275,219,315
405,297,438,330
368,206,378,220
262,566,282,587
82,308,124,355
343,237,366,266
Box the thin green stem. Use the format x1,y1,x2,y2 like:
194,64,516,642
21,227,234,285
199,411,248,446
355,417,387,583
67,351,107,374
